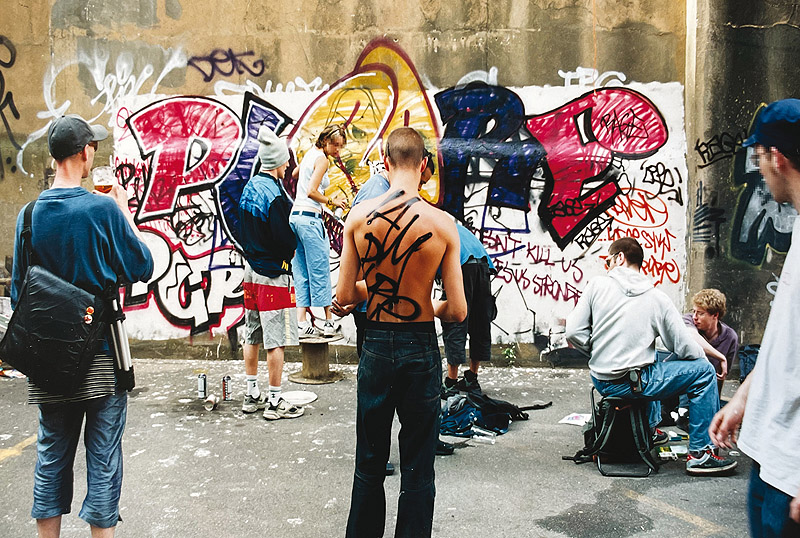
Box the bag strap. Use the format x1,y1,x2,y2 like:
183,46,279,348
629,406,660,473
22,199,38,267
564,400,619,464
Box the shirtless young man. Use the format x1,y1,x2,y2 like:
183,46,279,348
337,128,467,538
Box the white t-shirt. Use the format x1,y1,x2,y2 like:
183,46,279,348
739,216,800,497
293,146,329,212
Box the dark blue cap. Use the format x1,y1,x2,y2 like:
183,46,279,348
47,114,108,160
742,99,800,157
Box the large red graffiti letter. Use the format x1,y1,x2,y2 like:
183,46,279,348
128,97,243,221
528,88,668,249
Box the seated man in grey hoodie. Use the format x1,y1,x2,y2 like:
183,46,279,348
565,237,737,476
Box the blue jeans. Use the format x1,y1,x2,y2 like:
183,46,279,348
346,322,441,538
31,390,127,528
591,358,718,451
289,213,331,308
749,463,800,537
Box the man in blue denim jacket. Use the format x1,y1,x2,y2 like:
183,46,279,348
12,115,153,537
337,128,466,538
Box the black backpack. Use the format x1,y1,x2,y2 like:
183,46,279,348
563,389,659,477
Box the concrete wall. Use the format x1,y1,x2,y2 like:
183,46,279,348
686,0,800,345
2,0,789,353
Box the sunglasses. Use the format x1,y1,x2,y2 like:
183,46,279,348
604,252,619,269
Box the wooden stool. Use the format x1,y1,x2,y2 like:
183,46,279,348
288,335,345,384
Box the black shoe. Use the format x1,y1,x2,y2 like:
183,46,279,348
385,462,395,476
462,370,482,394
436,440,455,456
652,428,669,446
441,378,459,400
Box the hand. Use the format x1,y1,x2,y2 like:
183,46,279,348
331,297,354,318
790,489,800,524
709,398,745,449
717,358,728,381
330,198,347,210
97,183,130,212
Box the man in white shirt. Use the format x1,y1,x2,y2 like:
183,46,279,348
711,99,800,535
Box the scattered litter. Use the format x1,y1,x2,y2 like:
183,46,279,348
729,450,740,456
559,413,592,426
287,518,303,526
658,445,689,460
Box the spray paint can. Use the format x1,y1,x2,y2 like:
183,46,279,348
197,374,207,399
222,375,232,401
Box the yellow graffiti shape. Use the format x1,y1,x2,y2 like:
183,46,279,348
289,39,440,207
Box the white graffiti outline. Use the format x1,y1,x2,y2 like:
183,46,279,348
16,44,187,176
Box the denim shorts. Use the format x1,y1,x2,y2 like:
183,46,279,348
32,390,127,528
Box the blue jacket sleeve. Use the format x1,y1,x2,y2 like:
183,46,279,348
106,203,154,285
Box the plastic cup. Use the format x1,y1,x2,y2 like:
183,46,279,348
203,394,220,411
92,166,116,194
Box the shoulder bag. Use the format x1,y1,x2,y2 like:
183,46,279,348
0,200,109,395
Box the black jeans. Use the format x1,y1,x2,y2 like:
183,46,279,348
346,321,441,538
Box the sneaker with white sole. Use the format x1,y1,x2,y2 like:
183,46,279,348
323,320,335,337
263,398,304,420
685,448,738,476
242,393,266,414
652,428,669,446
298,321,319,338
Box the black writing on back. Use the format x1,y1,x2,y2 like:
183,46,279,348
360,190,433,321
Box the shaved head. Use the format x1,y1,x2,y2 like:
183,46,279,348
385,128,424,170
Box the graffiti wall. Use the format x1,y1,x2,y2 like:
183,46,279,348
91,40,691,346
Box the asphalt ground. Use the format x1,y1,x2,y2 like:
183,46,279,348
0,359,750,538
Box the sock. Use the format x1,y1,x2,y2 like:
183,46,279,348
268,385,282,406
464,370,478,382
246,376,259,398
444,377,457,387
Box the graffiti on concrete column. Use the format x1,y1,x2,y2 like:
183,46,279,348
694,129,747,169
731,108,796,265
0,35,20,179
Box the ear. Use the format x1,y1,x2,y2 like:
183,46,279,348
774,148,791,172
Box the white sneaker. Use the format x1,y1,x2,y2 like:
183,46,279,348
323,320,335,337
242,393,266,414
298,321,319,338
263,398,304,420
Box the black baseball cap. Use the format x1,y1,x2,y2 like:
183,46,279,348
742,99,800,158
47,114,108,160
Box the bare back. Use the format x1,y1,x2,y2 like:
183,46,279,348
350,188,449,322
